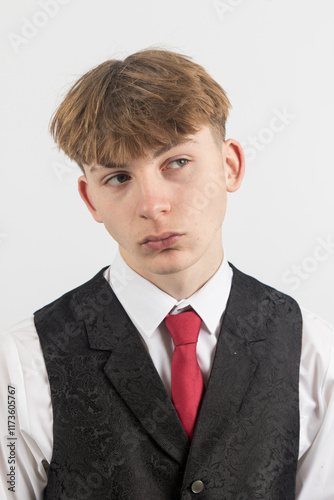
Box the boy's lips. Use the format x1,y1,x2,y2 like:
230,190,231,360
141,232,184,250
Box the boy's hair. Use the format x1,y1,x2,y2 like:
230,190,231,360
50,48,231,172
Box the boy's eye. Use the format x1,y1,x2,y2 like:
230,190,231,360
107,174,130,186
168,159,189,169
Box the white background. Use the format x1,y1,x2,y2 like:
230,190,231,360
1,0,333,330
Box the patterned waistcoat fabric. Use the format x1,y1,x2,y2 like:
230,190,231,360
34,264,302,500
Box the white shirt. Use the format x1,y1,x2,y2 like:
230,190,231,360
0,252,333,499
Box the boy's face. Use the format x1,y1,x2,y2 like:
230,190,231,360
78,126,244,285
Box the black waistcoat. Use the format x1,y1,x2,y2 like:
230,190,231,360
34,264,302,500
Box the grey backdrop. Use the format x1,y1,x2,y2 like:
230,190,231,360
1,0,333,330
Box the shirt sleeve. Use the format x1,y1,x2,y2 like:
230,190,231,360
296,308,334,500
0,317,53,500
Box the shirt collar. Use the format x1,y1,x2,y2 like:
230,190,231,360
104,251,233,338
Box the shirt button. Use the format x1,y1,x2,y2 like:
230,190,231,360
191,480,204,493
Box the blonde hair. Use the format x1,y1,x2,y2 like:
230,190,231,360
50,48,231,171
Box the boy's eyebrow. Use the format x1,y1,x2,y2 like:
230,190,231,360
89,138,198,174
89,162,128,173
152,138,198,158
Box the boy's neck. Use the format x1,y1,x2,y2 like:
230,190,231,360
119,245,224,301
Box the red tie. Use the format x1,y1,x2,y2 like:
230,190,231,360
164,310,204,440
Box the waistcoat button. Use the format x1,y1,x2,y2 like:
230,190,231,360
191,480,204,493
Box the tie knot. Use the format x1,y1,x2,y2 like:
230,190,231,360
164,310,202,346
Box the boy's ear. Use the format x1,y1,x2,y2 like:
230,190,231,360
77,175,103,223
223,139,245,192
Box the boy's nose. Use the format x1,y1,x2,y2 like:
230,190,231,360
135,178,172,220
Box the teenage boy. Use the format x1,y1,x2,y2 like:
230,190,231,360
0,48,333,500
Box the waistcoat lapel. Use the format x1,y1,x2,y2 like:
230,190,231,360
192,263,265,442
82,270,189,464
